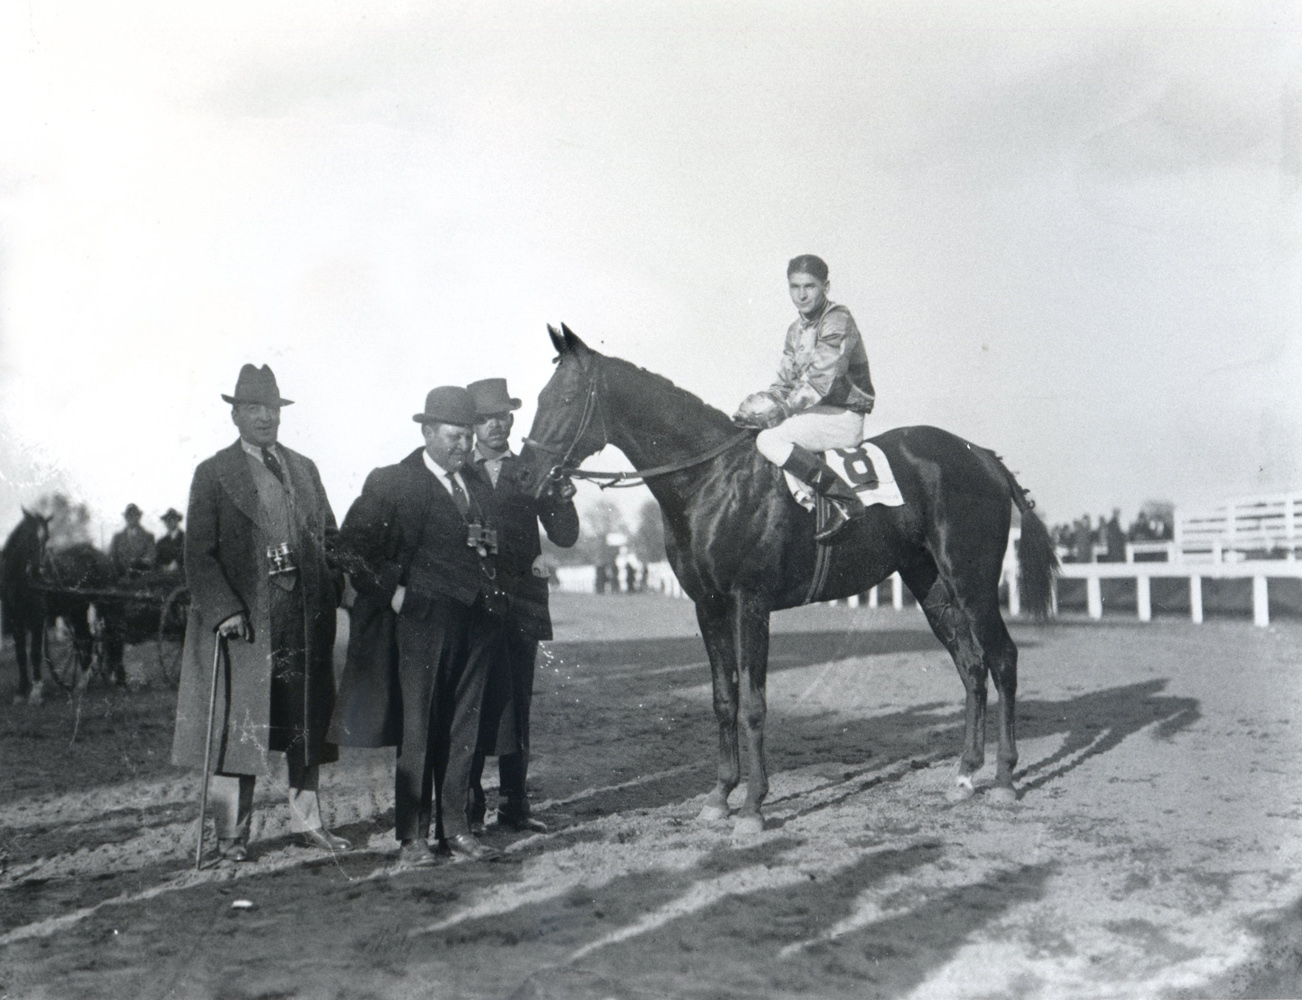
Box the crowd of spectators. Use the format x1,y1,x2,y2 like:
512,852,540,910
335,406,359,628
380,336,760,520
1050,505,1173,564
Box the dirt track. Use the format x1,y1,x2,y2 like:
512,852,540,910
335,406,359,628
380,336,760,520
3,593,1302,999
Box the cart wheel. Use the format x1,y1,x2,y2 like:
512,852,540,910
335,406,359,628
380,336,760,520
158,586,189,687
43,617,94,691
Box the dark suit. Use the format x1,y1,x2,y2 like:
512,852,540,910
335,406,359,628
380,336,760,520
333,448,505,843
470,451,579,820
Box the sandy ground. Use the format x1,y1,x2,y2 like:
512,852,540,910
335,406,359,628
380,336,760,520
2,592,1302,999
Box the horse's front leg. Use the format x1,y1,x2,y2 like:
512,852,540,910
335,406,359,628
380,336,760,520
13,626,32,701
695,596,739,822
732,589,772,835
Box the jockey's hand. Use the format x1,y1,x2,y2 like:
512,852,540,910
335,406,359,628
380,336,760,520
216,612,252,642
733,392,785,430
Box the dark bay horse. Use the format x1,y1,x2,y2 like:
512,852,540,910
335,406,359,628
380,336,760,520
521,326,1057,834
2,510,51,701
2,511,117,702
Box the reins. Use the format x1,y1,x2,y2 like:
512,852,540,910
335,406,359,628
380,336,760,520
564,431,752,489
524,360,753,490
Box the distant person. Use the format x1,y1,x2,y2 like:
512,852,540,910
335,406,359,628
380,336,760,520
171,364,350,863
1072,515,1094,564
732,254,875,543
155,508,185,572
1103,509,1126,563
465,377,579,835
109,504,156,578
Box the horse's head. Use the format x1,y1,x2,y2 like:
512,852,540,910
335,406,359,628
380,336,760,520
520,324,608,499
4,508,51,580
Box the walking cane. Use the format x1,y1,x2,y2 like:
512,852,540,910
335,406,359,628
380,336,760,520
195,633,227,870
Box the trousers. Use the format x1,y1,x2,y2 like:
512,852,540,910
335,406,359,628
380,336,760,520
756,406,866,466
208,758,323,839
394,595,500,843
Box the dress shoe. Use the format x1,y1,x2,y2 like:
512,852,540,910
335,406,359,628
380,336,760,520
497,809,548,834
394,839,436,870
217,838,249,863
293,828,352,852
446,832,501,861
470,819,486,837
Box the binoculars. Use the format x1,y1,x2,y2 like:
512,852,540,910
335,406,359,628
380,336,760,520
266,542,298,577
466,522,498,556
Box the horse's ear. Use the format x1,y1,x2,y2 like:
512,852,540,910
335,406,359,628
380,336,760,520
547,324,566,355
560,324,591,358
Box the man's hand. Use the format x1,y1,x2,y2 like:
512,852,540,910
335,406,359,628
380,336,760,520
216,612,252,642
390,585,406,615
732,392,786,430
549,476,577,502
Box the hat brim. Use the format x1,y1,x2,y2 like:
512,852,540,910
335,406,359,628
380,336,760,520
222,394,294,406
474,397,522,415
413,414,474,427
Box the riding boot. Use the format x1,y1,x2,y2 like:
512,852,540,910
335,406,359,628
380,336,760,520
781,445,866,544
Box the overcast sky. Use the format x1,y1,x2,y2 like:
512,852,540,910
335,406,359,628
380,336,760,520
1,1,1299,544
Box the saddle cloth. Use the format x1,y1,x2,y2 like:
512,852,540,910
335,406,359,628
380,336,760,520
783,440,906,512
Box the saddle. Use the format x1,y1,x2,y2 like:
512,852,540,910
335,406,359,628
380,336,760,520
782,440,906,512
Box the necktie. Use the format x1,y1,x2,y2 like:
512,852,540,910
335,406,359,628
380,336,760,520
261,446,286,486
447,473,470,517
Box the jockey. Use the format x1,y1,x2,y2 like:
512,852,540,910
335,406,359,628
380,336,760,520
733,254,875,543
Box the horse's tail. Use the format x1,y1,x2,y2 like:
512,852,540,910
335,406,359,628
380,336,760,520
978,449,1058,619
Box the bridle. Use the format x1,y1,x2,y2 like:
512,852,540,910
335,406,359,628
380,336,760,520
523,358,751,492
522,361,609,487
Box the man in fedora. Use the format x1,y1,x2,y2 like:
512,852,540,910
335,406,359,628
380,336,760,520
171,364,350,862
110,503,156,579
332,386,508,869
103,503,158,686
465,377,579,835
155,508,185,573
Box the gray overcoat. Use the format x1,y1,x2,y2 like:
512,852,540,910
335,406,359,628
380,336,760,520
171,440,341,775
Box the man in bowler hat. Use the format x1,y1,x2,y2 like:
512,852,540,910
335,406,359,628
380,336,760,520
171,364,350,862
331,386,507,869
466,377,579,834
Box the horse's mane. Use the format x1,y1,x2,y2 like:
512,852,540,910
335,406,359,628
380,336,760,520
601,355,739,434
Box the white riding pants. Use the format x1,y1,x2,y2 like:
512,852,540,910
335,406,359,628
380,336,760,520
756,407,867,466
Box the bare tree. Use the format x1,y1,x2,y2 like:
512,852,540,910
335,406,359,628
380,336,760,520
35,493,92,550
631,499,665,564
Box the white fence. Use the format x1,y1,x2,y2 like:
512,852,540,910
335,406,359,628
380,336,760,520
554,493,1302,627
1057,492,1302,627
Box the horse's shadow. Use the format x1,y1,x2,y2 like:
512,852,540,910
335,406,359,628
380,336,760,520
774,677,1200,796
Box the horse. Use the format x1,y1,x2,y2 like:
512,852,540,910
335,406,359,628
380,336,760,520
520,325,1058,835
2,510,51,702
1,512,118,702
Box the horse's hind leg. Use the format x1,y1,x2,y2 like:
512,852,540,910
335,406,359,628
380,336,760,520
904,565,989,800
974,612,1018,803
695,594,740,822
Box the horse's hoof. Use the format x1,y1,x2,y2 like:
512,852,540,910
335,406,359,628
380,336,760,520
732,814,764,837
987,786,1017,806
27,686,45,706
945,776,975,802
697,803,729,823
